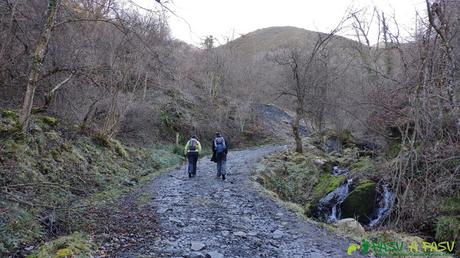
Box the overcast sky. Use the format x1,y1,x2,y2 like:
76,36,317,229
132,0,427,46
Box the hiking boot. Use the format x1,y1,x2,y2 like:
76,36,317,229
188,172,192,178
222,174,226,181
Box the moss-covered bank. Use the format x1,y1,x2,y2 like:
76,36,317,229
0,110,183,256
254,133,459,256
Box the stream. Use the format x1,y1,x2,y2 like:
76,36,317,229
313,166,395,228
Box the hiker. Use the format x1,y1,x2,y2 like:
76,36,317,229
184,135,201,178
211,132,228,180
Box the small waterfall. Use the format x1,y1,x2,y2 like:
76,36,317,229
332,166,349,175
314,179,353,223
368,185,395,227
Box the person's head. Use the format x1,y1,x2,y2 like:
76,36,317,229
215,132,221,137
191,135,197,139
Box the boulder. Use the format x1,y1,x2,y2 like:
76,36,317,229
272,229,283,239
341,180,376,224
334,218,365,235
191,241,206,251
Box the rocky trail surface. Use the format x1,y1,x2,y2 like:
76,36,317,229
99,146,367,258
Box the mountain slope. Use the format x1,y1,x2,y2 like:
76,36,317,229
220,26,360,59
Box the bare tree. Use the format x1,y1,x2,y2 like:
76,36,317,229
19,0,60,131
350,2,460,233
270,26,343,152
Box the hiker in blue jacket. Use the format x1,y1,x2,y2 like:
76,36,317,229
211,132,228,180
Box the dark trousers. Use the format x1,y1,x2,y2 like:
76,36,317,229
187,152,199,174
216,153,227,176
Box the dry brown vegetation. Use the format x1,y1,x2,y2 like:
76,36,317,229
0,0,270,147
0,0,459,256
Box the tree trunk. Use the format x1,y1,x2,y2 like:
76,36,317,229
292,107,303,153
19,0,59,131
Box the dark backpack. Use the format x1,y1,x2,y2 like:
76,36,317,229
189,139,197,151
214,137,226,154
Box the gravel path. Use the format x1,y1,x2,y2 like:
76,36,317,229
112,146,366,258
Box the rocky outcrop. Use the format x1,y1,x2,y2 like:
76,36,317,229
334,218,365,235
341,180,377,224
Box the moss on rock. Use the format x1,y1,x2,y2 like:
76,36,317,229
350,157,375,173
341,179,376,224
311,174,345,202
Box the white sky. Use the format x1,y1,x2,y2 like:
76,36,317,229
132,0,427,46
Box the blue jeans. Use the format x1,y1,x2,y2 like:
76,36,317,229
217,158,226,177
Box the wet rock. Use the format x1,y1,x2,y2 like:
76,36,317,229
334,218,365,235
24,246,35,251
313,158,326,166
332,166,349,175
191,241,206,251
341,180,376,224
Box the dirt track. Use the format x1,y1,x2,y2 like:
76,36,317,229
102,146,367,258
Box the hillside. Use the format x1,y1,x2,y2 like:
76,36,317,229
213,26,370,138
222,26,359,59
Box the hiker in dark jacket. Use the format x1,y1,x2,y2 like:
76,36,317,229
211,132,228,180
184,136,202,178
